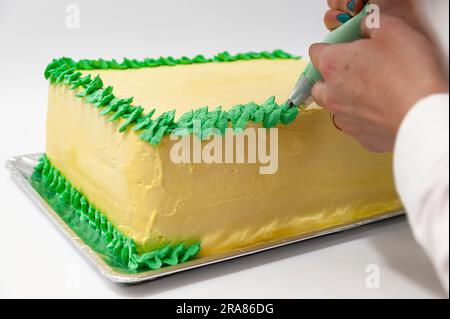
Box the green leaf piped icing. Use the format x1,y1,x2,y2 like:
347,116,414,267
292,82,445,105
34,155,201,271
44,50,302,146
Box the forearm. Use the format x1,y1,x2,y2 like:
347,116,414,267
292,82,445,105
394,94,450,295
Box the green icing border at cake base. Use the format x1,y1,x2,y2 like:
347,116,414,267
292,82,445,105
33,155,201,273
39,50,301,271
44,50,301,146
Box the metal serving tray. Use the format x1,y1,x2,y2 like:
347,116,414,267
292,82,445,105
6,153,404,284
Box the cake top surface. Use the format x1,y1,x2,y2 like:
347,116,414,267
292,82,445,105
45,50,317,145
82,58,307,118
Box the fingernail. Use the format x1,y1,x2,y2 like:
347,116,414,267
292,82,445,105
337,13,352,24
348,0,355,12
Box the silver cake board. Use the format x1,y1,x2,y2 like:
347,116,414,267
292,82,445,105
5,153,405,284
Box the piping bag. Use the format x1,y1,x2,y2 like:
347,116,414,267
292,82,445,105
287,4,369,109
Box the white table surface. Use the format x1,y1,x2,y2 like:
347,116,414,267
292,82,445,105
0,0,446,298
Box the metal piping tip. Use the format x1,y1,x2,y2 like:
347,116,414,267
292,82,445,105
287,75,314,109
286,99,296,109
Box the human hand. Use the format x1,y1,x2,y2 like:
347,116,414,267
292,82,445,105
310,14,448,152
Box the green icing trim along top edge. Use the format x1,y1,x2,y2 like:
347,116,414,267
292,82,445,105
44,50,301,146
45,50,300,74
34,155,201,271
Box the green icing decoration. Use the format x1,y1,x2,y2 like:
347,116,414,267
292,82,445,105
119,106,144,132
33,155,201,272
44,50,302,146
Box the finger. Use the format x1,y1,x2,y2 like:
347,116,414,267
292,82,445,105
327,0,367,15
324,9,351,30
311,81,327,108
309,43,329,73
348,0,367,14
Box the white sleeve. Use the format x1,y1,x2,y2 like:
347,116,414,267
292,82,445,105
394,93,449,295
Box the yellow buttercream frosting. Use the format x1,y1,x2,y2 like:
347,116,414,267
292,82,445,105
45,58,402,256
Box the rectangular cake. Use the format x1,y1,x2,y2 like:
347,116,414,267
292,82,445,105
38,50,402,270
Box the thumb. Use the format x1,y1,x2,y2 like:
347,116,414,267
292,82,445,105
309,43,330,72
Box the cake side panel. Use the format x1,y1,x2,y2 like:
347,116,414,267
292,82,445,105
149,109,402,255
45,84,166,247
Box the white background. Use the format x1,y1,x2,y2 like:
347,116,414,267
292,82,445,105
0,0,446,298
